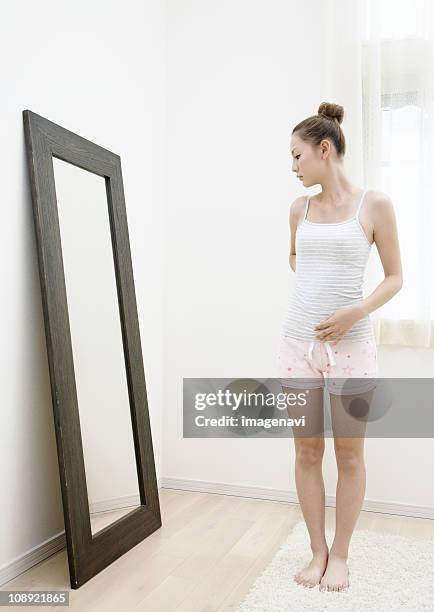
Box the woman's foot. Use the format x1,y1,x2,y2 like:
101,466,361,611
294,549,329,588
319,552,350,592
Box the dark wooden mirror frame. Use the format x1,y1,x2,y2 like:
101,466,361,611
22,110,161,589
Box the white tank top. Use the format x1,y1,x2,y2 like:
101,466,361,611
281,189,375,342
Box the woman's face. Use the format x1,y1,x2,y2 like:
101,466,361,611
290,134,326,187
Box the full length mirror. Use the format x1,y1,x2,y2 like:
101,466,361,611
52,158,141,536
23,109,161,589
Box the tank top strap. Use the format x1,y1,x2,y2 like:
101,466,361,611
355,189,367,221
303,196,310,221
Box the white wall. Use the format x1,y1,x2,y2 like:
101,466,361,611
0,0,165,572
163,0,434,511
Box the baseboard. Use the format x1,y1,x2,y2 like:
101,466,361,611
0,531,67,588
160,477,434,520
88,494,141,515
2,476,432,589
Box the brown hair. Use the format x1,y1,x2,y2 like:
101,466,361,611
292,102,346,157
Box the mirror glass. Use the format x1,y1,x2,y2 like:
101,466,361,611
52,157,141,537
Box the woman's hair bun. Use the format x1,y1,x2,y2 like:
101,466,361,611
317,102,344,125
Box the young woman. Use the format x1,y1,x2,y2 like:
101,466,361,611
276,102,403,592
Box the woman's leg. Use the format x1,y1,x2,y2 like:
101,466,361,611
284,385,329,587
319,388,373,592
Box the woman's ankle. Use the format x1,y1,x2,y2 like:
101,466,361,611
328,548,348,560
311,544,329,556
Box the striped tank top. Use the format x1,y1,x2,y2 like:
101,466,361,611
281,189,375,342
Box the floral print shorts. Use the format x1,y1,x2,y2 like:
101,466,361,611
276,336,378,395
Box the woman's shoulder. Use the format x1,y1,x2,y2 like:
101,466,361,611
362,190,398,237
289,195,308,223
365,189,393,205
364,189,395,216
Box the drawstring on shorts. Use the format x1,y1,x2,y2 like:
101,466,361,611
307,340,336,379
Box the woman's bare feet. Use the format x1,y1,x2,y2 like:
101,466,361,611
294,549,329,588
319,552,350,592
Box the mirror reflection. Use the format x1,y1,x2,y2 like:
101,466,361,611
52,157,141,536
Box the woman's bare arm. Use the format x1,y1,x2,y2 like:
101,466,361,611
288,197,305,272
358,192,403,317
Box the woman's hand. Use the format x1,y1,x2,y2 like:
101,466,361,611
314,304,365,345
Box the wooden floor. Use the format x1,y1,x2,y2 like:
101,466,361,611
3,489,434,611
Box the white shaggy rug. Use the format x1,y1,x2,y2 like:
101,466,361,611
237,520,434,611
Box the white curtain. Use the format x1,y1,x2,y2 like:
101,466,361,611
324,0,434,348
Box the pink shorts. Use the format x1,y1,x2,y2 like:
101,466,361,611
276,336,378,395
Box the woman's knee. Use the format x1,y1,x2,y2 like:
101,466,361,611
334,439,364,471
295,438,325,467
